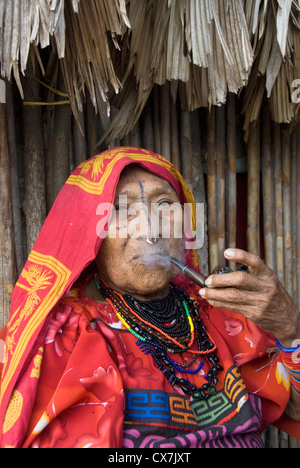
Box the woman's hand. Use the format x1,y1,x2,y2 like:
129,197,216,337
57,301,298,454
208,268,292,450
199,248,300,347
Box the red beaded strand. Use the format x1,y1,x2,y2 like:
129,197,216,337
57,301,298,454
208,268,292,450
100,277,217,355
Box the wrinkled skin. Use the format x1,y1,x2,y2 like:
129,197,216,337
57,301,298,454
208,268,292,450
200,248,300,421
94,165,184,300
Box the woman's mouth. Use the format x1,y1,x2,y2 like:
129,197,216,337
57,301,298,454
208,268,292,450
131,252,173,270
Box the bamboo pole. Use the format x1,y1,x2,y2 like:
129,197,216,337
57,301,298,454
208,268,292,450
109,105,121,149
21,63,47,255
86,93,99,157
296,125,300,308
247,121,260,256
160,83,171,160
262,102,275,270
215,105,226,264
0,79,17,327
207,108,218,271
73,110,87,166
180,110,193,187
273,123,284,283
268,426,279,449
43,54,59,212
6,81,24,275
129,121,141,147
291,131,298,305
281,126,293,296
261,425,279,449
153,85,161,155
289,435,300,449
191,109,209,276
47,67,72,209
170,97,181,171
280,430,289,448
226,94,237,271
142,100,155,152
121,133,130,147
275,124,296,449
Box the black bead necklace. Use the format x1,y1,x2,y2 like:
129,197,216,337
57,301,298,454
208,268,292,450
94,275,222,401
123,287,191,342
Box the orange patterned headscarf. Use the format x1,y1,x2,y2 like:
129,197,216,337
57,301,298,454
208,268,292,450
0,147,199,441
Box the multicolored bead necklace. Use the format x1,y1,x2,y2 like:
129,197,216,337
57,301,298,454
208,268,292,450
94,275,222,400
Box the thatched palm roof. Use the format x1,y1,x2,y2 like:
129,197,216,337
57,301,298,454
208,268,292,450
1,0,300,142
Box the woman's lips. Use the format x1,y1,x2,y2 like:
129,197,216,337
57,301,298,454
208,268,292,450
130,252,173,270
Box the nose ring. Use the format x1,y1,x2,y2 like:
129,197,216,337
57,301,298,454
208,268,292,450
146,237,158,244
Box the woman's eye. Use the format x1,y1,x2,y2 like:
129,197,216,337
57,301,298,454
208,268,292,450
158,200,171,206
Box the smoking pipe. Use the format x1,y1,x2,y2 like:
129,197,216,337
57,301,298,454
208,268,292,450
163,256,234,288
166,256,207,288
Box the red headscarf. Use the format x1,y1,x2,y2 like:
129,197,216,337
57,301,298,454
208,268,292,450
0,147,199,444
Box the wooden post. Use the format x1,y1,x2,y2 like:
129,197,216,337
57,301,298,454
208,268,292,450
227,94,237,270
46,66,73,209
273,123,284,283
268,426,279,450
216,105,226,264
191,109,209,276
142,100,155,152
160,83,171,160
207,108,218,271
86,93,99,158
153,85,161,155
296,126,300,308
73,110,88,167
6,81,25,275
21,62,47,255
0,79,17,327
129,121,141,147
247,121,260,256
281,126,293,296
291,131,298,304
121,133,130,147
262,102,275,270
180,110,193,188
170,98,181,171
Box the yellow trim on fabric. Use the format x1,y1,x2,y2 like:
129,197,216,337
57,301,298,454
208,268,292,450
65,149,196,228
0,252,71,405
15,283,32,292
65,174,102,194
66,150,177,194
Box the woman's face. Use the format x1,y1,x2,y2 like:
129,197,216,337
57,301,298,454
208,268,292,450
95,166,184,300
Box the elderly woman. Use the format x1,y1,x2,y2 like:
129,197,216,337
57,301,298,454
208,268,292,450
0,147,300,448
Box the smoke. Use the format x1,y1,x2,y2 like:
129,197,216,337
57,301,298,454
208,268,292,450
136,238,185,272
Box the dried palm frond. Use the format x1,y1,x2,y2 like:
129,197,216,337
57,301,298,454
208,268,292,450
60,0,130,132
0,0,130,117
242,0,300,137
0,0,68,97
101,0,254,144
1,0,299,142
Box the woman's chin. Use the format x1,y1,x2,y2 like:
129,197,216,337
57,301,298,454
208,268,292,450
124,268,175,299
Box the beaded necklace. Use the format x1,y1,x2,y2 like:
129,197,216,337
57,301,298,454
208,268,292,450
94,275,222,400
